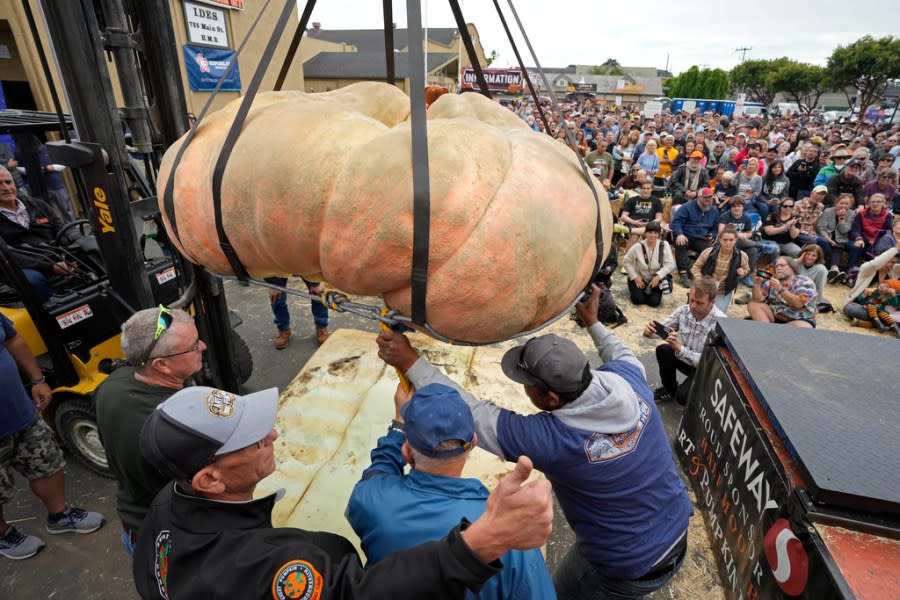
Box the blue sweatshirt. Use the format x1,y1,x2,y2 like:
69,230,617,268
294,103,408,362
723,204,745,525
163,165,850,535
671,199,720,240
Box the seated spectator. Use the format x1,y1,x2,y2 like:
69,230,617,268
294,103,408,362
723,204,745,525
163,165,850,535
843,248,900,325
817,193,857,277
794,189,825,246
622,221,674,307
346,383,556,599
707,141,729,176
719,197,777,278
863,168,897,203
813,146,851,188
873,219,900,256
643,276,724,405
617,167,648,192
690,225,749,312
636,139,659,181
671,188,720,288
847,193,894,285
619,182,663,252
759,160,790,216
733,158,765,217
748,257,818,328
712,170,736,211
797,244,830,311
723,148,739,173
786,143,821,199
763,198,803,257
850,282,900,337
825,159,864,207
667,150,710,205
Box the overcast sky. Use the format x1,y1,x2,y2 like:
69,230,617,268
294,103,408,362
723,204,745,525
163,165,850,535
299,0,897,74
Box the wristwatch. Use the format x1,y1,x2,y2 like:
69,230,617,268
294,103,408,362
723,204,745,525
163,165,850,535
29,376,47,386
389,419,405,434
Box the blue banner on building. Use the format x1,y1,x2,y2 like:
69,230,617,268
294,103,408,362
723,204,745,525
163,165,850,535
183,45,241,92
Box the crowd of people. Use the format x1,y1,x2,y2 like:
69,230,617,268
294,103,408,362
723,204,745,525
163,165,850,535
510,96,900,336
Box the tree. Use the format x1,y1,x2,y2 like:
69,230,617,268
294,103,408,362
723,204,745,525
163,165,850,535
485,49,499,67
730,57,789,105
664,66,728,99
591,58,625,76
827,35,900,120
768,61,830,116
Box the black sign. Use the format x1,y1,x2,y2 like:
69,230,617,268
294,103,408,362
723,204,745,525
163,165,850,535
677,348,848,599
460,68,522,92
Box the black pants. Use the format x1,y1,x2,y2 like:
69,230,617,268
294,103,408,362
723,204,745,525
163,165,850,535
655,344,695,405
674,237,713,272
627,278,663,307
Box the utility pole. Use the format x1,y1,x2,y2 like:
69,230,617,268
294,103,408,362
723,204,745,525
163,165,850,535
735,47,752,62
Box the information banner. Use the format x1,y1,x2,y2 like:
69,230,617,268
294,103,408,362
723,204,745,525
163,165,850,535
183,45,241,91
183,1,229,49
459,68,522,92
676,348,847,599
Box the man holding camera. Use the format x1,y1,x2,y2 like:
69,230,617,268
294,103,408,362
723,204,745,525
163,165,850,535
643,276,724,405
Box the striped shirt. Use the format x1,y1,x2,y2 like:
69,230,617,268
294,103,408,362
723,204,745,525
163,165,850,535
661,304,726,367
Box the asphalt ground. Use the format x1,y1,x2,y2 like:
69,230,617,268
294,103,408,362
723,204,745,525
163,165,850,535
0,277,688,600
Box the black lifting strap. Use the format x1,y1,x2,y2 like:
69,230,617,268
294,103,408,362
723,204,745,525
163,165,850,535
210,0,298,282
383,0,396,85
162,0,279,262
406,0,431,325
448,0,491,99
274,0,318,91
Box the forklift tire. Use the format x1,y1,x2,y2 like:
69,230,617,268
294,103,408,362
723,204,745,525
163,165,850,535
232,330,253,385
53,398,114,479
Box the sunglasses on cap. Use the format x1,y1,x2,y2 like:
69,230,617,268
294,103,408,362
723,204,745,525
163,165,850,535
138,305,174,365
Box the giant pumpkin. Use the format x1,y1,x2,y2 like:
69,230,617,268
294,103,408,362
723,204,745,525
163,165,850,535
158,82,612,343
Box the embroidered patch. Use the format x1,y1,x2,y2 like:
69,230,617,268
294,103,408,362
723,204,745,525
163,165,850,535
206,389,236,418
272,560,322,600
584,396,651,463
154,530,171,600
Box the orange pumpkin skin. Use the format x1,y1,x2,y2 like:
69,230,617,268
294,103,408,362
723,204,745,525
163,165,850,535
158,82,612,343
425,85,449,106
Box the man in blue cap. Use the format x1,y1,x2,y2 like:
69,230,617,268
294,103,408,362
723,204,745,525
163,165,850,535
377,284,692,600
346,383,555,599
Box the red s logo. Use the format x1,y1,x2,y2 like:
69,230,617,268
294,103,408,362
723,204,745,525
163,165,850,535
764,518,809,596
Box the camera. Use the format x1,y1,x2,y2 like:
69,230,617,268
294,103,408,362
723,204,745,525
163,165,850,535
756,268,773,280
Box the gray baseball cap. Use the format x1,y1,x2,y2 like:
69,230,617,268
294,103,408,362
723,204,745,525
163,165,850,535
140,386,279,481
501,334,589,394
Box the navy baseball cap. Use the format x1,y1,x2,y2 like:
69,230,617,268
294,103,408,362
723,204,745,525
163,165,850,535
400,384,475,458
501,334,589,394
140,386,279,481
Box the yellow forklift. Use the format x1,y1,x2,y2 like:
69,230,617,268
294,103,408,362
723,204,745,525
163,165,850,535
0,1,252,476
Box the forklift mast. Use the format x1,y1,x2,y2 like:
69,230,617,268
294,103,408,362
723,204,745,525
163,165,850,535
34,0,242,390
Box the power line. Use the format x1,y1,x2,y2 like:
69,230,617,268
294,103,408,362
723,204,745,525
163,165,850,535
734,47,752,62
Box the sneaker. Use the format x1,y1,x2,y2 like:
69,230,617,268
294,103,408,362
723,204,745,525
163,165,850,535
274,328,292,350
679,272,692,289
46,507,104,535
734,291,751,305
0,526,45,560
827,268,843,284
315,327,330,345
653,387,674,404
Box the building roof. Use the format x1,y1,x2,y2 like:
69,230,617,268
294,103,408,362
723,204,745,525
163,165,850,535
303,51,457,79
307,27,460,51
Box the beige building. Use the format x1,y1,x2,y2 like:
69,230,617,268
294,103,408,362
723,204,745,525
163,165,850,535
0,1,303,117
301,23,487,93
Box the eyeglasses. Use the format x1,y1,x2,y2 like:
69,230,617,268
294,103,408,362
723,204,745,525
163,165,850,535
138,306,173,365
781,203,794,208
152,339,203,360
879,175,892,179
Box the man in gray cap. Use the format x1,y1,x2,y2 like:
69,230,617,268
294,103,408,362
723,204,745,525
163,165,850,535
377,284,692,599
346,382,555,599
133,386,555,600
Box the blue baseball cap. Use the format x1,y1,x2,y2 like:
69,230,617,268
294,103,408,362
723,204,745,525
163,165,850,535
400,384,475,458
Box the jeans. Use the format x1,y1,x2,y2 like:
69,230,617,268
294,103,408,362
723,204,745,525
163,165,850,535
22,268,53,302
265,276,329,331
714,291,733,313
674,237,713,272
655,344,695,405
553,537,686,600
844,241,868,272
745,199,769,220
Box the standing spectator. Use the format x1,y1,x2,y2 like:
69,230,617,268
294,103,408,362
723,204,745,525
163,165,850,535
748,257,818,328
671,188,720,288
95,307,206,555
643,276,724,405
690,225,749,311
636,139,659,181
586,138,614,189
0,143,25,193
817,194,857,276
622,221,674,307
707,140,729,176
763,198,803,257
30,137,76,223
825,159,864,207
655,135,679,183
619,181,663,252
377,286,693,600
667,150,710,205
346,383,556,600
265,277,329,349
0,314,104,560
734,142,765,174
